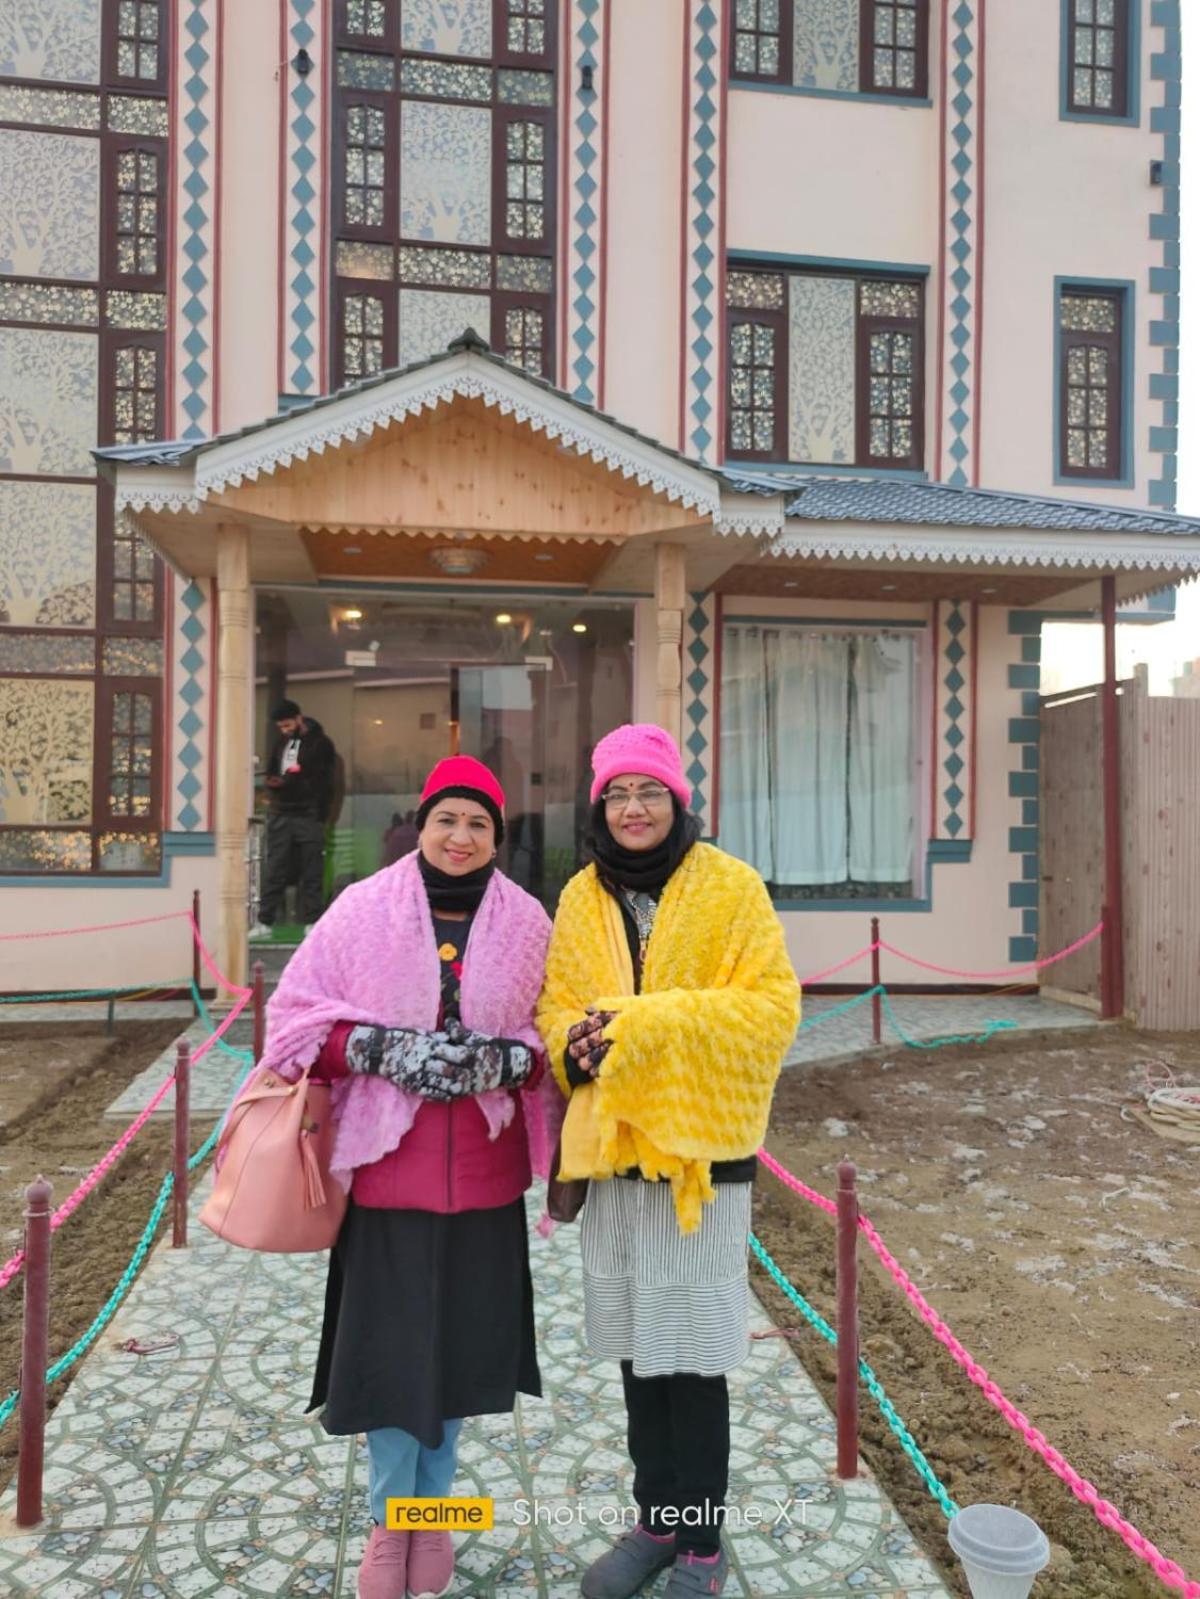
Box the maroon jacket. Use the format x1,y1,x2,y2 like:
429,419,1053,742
312,1022,544,1213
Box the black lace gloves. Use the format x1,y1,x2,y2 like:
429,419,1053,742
345,1017,536,1101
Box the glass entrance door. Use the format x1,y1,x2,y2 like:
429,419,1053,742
453,662,548,899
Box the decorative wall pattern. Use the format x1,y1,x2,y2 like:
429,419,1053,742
0,129,98,280
562,0,604,403
398,286,491,363
399,101,492,245
176,0,218,436
283,0,322,396
933,599,975,842
793,0,858,91
684,591,718,834
937,0,980,487
401,0,492,58
681,0,723,461
0,480,95,626
171,575,210,832
0,0,101,84
0,327,97,475
0,677,94,824
1006,610,1042,962
787,274,855,463
1147,1,1180,509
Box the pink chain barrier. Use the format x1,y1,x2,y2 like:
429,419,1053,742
187,913,252,997
0,911,190,943
876,920,1104,981
758,1148,1200,1598
0,989,251,1293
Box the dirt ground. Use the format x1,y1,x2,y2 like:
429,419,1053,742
754,1024,1200,1598
0,1020,188,1493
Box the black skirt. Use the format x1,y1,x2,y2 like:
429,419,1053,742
308,1198,542,1449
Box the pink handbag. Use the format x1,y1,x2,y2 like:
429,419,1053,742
199,1064,348,1252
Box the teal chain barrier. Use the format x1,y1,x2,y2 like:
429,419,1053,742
798,983,1017,1051
749,1231,960,1521
190,981,255,1067
0,1055,254,1434
0,980,192,1005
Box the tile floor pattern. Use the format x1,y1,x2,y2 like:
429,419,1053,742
0,1179,954,1599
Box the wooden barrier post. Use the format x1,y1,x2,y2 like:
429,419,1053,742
192,889,202,1019
253,961,266,1063
173,1040,190,1248
870,917,882,1046
836,1161,860,1480
17,1175,52,1528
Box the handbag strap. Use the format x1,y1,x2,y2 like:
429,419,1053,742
216,1066,308,1157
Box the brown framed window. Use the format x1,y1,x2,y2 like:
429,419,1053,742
730,0,789,83
108,0,169,92
106,145,165,283
339,99,395,236
860,0,929,97
1066,0,1129,117
1058,288,1124,479
101,497,163,634
498,299,547,374
335,282,395,385
500,0,554,63
102,337,165,448
498,115,549,246
338,0,395,45
725,267,924,468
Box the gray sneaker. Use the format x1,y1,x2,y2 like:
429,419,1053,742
580,1526,676,1599
663,1549,728,1597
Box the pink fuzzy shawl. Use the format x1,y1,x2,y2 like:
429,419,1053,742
258,853,563,1193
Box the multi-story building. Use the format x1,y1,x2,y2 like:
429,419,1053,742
2,0,1197,1002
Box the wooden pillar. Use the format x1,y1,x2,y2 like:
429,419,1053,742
1100,575,1124,1019
654,543,686,746
215,524,252,993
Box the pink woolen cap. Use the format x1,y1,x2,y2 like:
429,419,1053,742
589,724,692,809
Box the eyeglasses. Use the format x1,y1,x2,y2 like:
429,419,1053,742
602,784,672,811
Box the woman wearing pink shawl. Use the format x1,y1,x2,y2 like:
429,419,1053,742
260,756,562,1599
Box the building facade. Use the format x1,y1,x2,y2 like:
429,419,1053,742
1,0,1196,1001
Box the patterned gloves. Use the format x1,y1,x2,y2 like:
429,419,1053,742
345,1018,535,1101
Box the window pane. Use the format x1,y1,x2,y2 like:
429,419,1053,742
0,678,94,823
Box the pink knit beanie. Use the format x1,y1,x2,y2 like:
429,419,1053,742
589,723,692,808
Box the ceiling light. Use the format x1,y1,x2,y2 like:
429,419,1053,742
572,622,588,634
343,607,363,621
495,612,514,625
534,553,554,563
373,718,383,726
342,544,361,555
880,584,897,593
980,586,997,595
429,545,488,576
783,581,798,589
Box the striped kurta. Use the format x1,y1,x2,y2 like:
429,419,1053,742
579,1177,753,1377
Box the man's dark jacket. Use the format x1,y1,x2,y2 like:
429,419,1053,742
266,718,336,820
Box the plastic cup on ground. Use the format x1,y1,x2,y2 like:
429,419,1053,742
947,1504,1050,1599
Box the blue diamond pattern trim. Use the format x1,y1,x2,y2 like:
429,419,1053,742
1006,612,1044,961
175,582,206,830
684,593,713,829
1148,6,1181,509
570,0,602,404
688,3,720,460
939,603,970,840
287,2,318,394
944,3,975,484
179,2,213,439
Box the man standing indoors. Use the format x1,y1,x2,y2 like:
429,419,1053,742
249,698,336,938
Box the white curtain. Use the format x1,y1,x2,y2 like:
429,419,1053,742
719,624,916,891
848,634,916,883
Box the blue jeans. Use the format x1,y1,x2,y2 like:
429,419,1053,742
367,1420,464,1526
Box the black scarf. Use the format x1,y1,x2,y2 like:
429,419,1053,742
585,800,701,897
418,851,495,914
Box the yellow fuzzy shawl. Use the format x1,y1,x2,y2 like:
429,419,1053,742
537,843,801,1232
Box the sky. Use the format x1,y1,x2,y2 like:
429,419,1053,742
1038,79,1198,697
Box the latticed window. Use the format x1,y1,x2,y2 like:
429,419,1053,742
506,0,548,57
112,345,159,444
725,267,924,468
504,306,544,373
1066,0,1129,116
728,322,781,458
116,0,161,82
107,691,155,818
1059,289,1123,478
732,0,786,82
114,150,159,276
343,292,386,378
110,520,159,625
344,104,389,229
505,121,545,242
862,0,928,97
344,0,389,39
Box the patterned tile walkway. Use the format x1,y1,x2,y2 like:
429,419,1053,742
0,1179,954,1598
786,993,1099,1068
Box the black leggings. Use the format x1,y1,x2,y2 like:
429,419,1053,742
620,1362,730,1557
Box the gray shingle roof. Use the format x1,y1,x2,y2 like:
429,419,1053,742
763,474,1200,537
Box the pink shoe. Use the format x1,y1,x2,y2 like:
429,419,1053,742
407,1529,454,1599
358,1525,410,1599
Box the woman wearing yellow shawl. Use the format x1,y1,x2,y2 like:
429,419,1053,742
537,724,800,1599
